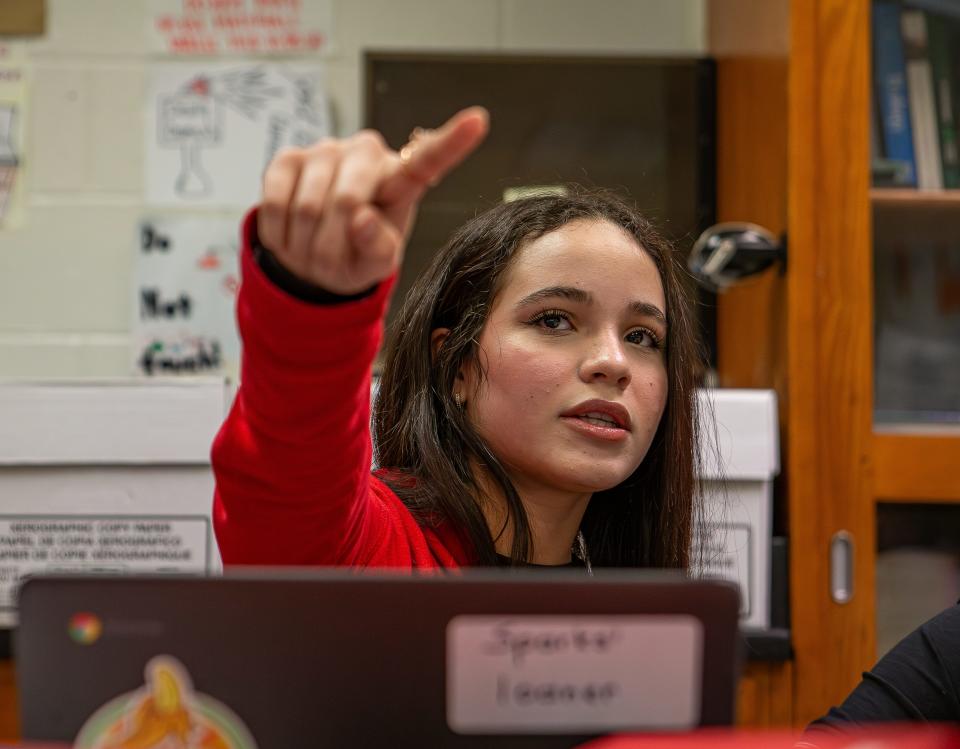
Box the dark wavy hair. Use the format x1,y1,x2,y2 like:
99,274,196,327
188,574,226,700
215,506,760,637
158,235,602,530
373,188,706,569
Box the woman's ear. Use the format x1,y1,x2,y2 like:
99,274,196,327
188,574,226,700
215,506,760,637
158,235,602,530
431,327,470,396
430,328,450,364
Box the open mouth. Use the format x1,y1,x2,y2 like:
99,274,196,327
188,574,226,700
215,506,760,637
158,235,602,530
575,413,622,429
560,412,630,442
560,400,631,437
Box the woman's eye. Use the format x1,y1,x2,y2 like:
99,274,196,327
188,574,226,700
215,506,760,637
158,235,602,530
627,328,661,348
533,311,572,331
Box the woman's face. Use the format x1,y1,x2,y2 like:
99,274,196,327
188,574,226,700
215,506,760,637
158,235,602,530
462,218,669,499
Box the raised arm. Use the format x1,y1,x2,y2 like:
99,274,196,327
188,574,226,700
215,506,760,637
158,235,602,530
212,108,489,566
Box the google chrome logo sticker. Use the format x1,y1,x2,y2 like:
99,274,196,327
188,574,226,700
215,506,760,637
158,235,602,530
69,613,102,645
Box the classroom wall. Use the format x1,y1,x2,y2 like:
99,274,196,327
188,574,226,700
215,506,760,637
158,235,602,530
0,0,705,378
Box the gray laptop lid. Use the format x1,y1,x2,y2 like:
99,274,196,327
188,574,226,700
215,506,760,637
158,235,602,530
16,571,741,748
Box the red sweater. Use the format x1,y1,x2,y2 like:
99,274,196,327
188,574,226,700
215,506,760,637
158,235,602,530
211,211,472,569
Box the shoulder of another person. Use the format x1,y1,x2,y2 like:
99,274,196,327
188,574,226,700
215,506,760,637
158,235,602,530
922,602,960,640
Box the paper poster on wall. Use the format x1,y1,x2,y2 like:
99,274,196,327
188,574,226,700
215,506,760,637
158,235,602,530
149,0,333,56
135,215,241,377
146,62,331,206
0,44,28,229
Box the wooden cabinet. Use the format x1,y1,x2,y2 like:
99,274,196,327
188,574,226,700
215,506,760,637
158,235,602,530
713,0,877,727
737,661,794,727
0,660,17,739
713,0,960,728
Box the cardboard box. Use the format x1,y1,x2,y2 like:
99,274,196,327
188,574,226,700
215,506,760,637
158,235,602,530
0,380,780,630
0,378,228,627
695,389,780,630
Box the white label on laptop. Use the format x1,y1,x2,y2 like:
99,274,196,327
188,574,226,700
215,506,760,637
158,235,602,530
446,615,703,734
0,515,211,614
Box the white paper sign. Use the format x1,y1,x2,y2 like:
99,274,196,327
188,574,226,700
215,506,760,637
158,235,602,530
135,215,241,377
0,515,212,612
0,44,27,228
446,615,703,734
146,62,331,206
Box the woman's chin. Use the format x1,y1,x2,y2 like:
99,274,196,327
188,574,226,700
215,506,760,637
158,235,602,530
544,464,637,496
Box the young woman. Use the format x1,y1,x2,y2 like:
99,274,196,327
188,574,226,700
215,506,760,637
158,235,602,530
211,107,707,570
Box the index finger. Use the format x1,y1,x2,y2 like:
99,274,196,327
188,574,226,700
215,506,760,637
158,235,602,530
376,106,490,208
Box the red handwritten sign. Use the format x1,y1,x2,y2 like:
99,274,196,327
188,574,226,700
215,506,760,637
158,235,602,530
152,0,329,56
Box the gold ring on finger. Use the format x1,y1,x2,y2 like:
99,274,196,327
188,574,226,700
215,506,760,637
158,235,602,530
398,142,437,186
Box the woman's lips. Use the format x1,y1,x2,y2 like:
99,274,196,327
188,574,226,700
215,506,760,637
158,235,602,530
560,414,630,442
560,400,632,430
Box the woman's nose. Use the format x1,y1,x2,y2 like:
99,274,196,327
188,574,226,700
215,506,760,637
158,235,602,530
578,332,631,388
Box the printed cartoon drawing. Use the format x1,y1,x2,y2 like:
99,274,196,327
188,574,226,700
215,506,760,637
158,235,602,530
0,102,20,220
155,64,329,200
158,80,220,197
75,656,258,749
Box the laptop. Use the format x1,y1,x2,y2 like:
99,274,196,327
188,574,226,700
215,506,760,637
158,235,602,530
16,571,741,748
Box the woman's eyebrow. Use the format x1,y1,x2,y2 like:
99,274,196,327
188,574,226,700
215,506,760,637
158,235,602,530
631,301,667,325
516,286,667,325
515,285,591,307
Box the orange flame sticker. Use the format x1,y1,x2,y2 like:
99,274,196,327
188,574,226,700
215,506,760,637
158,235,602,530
74,656,257,749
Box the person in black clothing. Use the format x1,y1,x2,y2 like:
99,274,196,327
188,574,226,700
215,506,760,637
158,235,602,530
808,603,960,730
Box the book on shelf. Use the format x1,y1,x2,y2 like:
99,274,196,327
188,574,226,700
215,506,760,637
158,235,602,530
872,1,918,187
901,8,944,190
870,1,960,191
926,12,960,188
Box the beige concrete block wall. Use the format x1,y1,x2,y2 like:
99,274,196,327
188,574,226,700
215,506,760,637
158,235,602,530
0,0,705,378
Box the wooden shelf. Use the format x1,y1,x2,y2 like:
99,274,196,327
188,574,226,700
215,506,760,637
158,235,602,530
871,188,960,207
874,432,960,502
